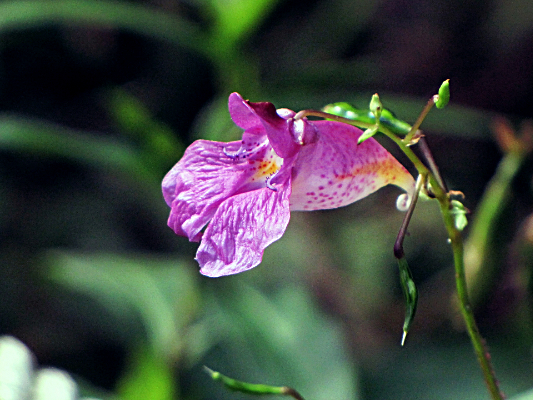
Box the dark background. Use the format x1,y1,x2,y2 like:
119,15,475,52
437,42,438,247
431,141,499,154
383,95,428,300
0,0,532,399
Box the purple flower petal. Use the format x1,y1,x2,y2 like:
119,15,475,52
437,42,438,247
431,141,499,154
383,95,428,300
196,183,291,277
247,100,301,159
228,92,263,130
162,139,272,241
290,120,415,211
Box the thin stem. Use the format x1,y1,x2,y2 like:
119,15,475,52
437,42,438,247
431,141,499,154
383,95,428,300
418,137,448,192
437,198,505,400
394,173,426,259
403,95,437,143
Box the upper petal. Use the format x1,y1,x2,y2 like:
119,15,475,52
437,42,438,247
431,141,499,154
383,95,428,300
162,139,269,241
289,120,415,211
228,92,263,130
247,100,301,159
196,181,292,277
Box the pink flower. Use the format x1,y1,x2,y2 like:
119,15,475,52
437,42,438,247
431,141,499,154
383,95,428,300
162,93,415,277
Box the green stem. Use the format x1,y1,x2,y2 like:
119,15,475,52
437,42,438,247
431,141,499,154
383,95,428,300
438,198,505,400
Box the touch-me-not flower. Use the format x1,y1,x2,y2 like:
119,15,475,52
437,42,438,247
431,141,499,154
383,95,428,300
163,93,415,277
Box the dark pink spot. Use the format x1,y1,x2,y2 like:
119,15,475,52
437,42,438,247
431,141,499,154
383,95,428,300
337,184,343,188
318,186,324,190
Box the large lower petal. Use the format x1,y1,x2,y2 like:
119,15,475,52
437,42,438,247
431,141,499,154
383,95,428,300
162,139,266,241
196,183,291,277
290,120,415,211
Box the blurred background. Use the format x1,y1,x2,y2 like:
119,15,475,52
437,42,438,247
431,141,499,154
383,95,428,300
0,0,533,399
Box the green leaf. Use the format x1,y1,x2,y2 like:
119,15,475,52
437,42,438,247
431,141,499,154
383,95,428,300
397,256,418,346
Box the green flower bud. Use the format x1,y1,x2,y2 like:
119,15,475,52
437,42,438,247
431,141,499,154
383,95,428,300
370,93,382,119
450,199,469,231
435,79,450,109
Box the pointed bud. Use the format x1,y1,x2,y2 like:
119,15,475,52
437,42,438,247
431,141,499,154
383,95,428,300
370,93,382,119
435,80,450,109
450,199,469,231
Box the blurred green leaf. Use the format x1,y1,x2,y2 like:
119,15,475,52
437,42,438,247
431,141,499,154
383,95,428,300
0,115,156,183
0,0,207,56
207,0,281,49
203,281,358,400
510,388,533,400
106,88,184,169
116,344,176,400
191,95,243,142
45,251,200,359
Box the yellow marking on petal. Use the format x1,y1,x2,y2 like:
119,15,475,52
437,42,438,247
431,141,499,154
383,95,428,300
250,149,283,181
335,158,400,181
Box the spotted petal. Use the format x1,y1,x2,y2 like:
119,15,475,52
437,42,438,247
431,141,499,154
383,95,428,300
196,182,291,277
290,120,415,211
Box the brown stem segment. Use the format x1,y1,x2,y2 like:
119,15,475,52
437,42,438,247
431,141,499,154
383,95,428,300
281,387,307,400
394,173,426,259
